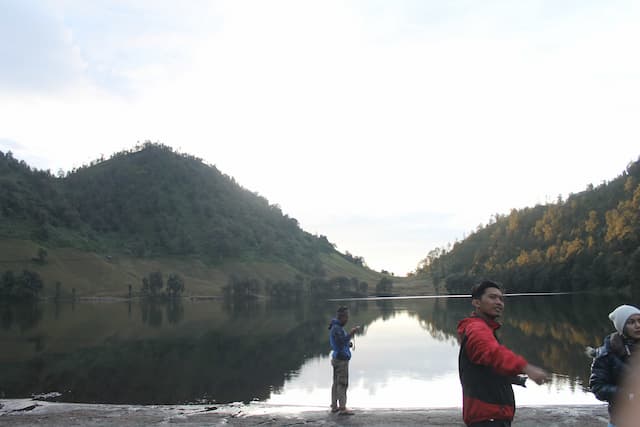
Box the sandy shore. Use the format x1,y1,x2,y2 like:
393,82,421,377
0,399,609,426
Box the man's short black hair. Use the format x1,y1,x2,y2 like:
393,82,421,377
337,306,349,316
471,280,504,299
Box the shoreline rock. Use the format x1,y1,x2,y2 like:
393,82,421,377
0,399,609,426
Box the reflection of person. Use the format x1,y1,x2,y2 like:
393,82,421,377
589,304,640,427
328,306,360,416
457,280,549,427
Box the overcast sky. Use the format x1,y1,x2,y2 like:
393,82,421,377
1,1,639,275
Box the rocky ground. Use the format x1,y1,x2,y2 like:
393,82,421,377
0,399,610,426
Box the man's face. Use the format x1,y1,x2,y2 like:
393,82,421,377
338,312,349,326
472,287,504,319
624,314,640,340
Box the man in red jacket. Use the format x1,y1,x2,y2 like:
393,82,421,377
457,280,549,427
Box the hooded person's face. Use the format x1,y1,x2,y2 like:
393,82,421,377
625,314,640,341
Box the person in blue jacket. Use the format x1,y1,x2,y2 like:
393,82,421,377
328,306,360,415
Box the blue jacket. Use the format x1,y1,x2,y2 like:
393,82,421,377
329,318,352,360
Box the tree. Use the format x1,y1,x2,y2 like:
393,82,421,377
0,270,44,300
375,277,393,295
141,277,150,295
358,281,369,295
343,251,365,266
166,274,185,297
33,247,47,264
141,271,164,298
148,271,163,296
1,270,16,297
223,275,261,300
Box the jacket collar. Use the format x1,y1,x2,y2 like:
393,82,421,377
605,332,635,357
471,312,501,330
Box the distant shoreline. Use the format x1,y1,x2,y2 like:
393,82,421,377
329,291,574,301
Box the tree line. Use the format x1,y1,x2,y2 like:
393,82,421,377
418,157,640,294
140,271,185,299
222,274,394,303
0,270,44,300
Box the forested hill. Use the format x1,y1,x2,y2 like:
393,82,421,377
417,157,640,294
0,143,335,275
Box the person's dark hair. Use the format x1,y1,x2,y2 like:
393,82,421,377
337,306,349,316
471,280,504,299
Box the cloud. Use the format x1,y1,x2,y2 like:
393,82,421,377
0,138,23,151
0,0,221,95
0,0,87,93
50,0,221,95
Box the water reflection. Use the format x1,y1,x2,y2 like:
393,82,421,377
267,309,598,408
0,293,631,405
1,302,43,332
268,312,469,408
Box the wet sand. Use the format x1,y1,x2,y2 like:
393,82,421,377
1,399,609,426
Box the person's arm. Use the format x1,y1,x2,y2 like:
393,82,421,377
589,354,618,402
522,364,549,385
331,324,350,348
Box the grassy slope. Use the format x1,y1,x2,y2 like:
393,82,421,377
392,274,437,295
0,239,434,297
0,239,297,298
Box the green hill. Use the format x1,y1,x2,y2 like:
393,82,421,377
2,143,332,270
1,143,409,298
417,157,640,294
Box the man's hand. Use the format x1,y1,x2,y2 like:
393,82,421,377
350,326,361,335
522,364,549,385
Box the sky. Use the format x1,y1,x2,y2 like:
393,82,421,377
1,1,639,275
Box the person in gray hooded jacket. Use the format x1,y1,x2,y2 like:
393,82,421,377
590,304,640,427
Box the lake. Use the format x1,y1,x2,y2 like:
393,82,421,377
0,293,628,407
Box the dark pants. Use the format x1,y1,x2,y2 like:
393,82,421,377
469,421,511,427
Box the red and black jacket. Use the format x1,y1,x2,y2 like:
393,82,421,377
457,314,528,426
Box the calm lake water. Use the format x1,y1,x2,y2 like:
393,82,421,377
0,293,631,407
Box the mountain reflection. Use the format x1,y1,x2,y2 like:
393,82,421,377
0,293,628,404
